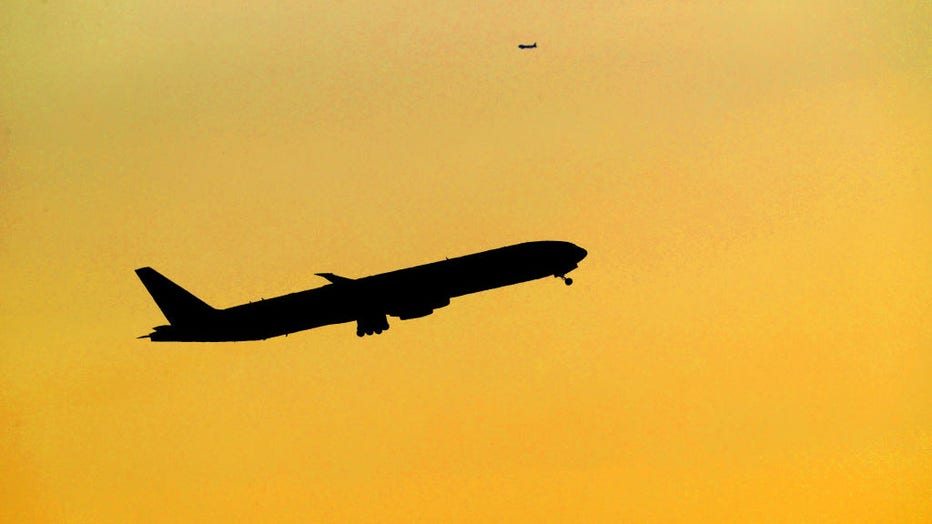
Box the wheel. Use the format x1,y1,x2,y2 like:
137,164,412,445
564,277,573,286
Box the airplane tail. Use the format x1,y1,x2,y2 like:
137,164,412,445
135,267,217,326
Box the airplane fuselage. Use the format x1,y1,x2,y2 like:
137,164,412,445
138,240,586,341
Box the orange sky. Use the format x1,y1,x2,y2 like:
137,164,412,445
2,1,930,522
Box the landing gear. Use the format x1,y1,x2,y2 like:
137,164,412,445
356,317,390,337
556,274,573,286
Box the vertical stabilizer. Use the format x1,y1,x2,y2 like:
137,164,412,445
135,267,216,325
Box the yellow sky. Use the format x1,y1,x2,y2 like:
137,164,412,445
2,1,929,522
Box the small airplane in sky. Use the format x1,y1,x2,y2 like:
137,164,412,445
518,42,537,49
136,241,587,341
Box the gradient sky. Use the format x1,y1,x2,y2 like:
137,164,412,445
2,1,930,522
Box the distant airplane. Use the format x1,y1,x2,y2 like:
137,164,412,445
136,240,587,341
518,42,537,49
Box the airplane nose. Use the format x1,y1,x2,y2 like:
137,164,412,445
573,245,587,262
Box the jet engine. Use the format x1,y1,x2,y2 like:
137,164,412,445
389,296,451,320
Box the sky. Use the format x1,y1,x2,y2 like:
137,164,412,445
1,1,930,522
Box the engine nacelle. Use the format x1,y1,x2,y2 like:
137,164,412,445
398,308,434,320
390,296,450,320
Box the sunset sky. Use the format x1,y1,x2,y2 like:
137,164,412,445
1,1,929,521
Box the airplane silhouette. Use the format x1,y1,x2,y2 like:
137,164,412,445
136,240,587,341
518,42,537,49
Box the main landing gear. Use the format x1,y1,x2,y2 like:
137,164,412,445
556,274,573,286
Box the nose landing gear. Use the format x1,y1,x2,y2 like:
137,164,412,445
556,274,573,286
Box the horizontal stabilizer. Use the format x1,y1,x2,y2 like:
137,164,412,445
135,267,216,326
315,272,354,284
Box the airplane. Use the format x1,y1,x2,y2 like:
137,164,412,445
135,240,587,341
518,42,537,49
